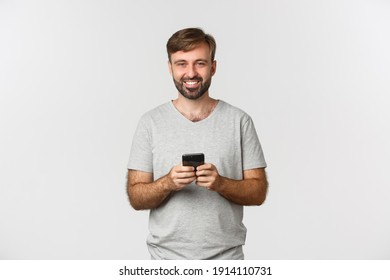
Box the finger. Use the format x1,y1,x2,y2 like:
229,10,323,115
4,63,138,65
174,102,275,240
175,172,196,179
176,171,196,178
195,175,210,183
197,169,214,176
178,166,195,172
195,163,209,171
195,181,211,189
175,177,196,185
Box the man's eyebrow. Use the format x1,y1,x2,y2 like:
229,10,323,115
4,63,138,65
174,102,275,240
173,59,208,64
173,59,187,64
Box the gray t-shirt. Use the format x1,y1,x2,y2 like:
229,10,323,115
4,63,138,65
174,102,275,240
128,100,267,259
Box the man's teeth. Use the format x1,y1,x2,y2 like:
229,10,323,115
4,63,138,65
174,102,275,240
185,81,198,85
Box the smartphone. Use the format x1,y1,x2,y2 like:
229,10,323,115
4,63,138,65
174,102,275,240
182,153,204,170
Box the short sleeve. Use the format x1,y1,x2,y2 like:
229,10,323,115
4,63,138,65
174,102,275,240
127,115,153,173
241,116,267,170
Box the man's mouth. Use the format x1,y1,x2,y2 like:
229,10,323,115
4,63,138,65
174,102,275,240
183,80,201,88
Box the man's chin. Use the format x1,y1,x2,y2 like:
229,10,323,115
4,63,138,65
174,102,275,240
180,90,205,100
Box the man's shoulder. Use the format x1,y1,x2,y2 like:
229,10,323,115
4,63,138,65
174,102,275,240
139,102,172,120
218,100,251,120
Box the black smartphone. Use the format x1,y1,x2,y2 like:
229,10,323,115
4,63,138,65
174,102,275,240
182,153,204,170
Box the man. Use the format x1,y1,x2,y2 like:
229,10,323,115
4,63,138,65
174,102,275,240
127,28,268,260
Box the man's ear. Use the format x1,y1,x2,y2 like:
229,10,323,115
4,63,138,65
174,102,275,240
211,60,217,76
168,60,173,75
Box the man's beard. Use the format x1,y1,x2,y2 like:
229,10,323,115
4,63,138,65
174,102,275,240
173,76,212,100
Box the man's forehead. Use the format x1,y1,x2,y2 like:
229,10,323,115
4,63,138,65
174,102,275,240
171,43,212,61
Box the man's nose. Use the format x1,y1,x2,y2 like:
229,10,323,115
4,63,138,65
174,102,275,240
187,65,197,78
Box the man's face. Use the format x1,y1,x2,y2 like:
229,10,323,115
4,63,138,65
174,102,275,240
169,43,216,100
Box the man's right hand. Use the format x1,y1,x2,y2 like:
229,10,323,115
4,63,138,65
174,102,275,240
127,166,196,210
166,165,196,191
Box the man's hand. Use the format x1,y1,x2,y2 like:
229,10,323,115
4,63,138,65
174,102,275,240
195,164,268,206
195,163,222,191
127,165,196,210
167,165,197,191
128,164,267,210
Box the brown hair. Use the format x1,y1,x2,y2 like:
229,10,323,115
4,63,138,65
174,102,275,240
166,28,216,62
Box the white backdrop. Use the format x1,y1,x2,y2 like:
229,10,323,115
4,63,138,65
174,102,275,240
1,0,389,259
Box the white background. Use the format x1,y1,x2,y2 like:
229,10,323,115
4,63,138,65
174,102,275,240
0,0,389,259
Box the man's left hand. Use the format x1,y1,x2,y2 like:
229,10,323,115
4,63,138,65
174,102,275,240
195,163,221,191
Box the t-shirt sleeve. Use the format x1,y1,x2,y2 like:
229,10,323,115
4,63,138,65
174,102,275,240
127,115,153,173
241,116,267,170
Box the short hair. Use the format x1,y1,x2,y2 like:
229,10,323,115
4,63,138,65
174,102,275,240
166,28,216,62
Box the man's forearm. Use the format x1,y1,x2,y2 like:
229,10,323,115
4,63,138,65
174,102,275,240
217,176,268,206
128,175,172,210
128,166,196,210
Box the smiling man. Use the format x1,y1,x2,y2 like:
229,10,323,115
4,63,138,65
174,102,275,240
127,28,268,260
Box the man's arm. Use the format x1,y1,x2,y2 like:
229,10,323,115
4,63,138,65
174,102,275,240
127,166,196,210
196,164,268,206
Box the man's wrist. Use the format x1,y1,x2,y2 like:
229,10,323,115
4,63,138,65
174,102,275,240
215,175,226,193
154,174,169,193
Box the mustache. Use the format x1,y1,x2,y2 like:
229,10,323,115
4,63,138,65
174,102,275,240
182,77,203,82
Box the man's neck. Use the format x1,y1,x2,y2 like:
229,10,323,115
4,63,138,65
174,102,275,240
172,93,218,122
